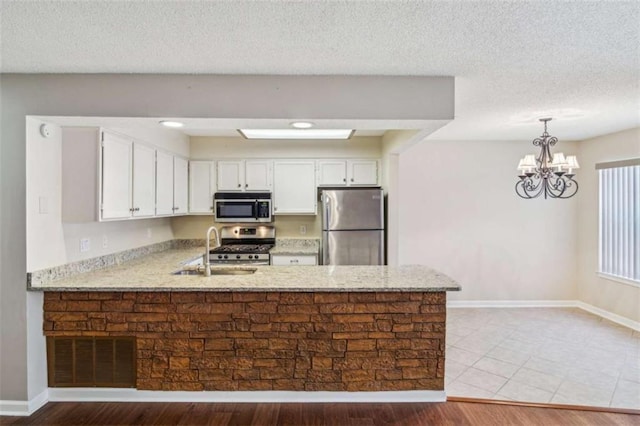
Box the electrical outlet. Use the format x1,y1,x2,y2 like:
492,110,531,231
147,228,152,239
299,225,307,235
102,235,108,249
80,238,90,253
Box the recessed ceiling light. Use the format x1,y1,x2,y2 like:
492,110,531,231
290,121,315,129
159,120,184,128
238,129,354,140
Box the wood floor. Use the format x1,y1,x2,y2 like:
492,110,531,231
1,400,638,425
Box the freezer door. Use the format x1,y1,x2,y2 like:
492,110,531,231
322,230,385,265
322,189,384,231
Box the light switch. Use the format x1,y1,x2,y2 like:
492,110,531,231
38,196,48,214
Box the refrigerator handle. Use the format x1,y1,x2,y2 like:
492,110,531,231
323,232,330,265
322,194,330,265
323,195,331,228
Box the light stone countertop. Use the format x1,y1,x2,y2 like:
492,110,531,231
28,246,460,293
270,238,320,256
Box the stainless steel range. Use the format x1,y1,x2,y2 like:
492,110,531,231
208,225,275,265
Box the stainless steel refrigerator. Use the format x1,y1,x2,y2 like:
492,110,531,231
321,188,385,265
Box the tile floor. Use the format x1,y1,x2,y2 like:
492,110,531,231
445,307,640,409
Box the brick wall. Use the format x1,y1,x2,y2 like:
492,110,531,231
43,291,446,392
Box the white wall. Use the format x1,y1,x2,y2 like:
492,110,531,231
577,127,640,322
398,139,580,301
26,118,188,272
25,118,67,271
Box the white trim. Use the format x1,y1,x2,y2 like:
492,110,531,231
447,299,640,332
576,301,640,332
597,272,640,289
0,389,49,416
447,300,576,308
48,388,446,403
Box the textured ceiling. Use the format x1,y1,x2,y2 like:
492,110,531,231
2,0,639,140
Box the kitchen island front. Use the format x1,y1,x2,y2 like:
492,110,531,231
31,246,460,396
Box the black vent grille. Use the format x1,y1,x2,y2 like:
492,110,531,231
47,337,136,388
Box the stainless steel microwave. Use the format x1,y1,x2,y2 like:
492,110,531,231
213,192,272,223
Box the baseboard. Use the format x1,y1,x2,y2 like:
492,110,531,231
447,299,640,331
576,301,640,332
0,389,49,416
447,300,576,308
48,388,446,403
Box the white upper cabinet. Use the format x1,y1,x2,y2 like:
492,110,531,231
189,161,216,214
245,160,272,191
273,160,317,215
217,160,273,191
217,161,244,191
101,132,133,220
173,156,189,215
317,159,380,187
317,160,348,186
101,132,165,220
155,151,174,216
131,143,156,218
348,160,379,186
61,127,190,222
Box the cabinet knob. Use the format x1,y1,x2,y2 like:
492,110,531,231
343,178,346,182
351,178,354,182
245,184,248,188
129,208,134,212
134,207,140,212
237,184,241,188
210,206,214,211
274,207,277,211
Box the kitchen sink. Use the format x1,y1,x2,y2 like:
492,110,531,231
172,267,257,276
210,267,257,275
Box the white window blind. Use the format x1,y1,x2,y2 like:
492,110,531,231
598,160,640,284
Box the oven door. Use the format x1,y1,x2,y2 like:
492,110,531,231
214,199,271,222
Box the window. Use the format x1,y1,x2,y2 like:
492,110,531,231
598,159,640,285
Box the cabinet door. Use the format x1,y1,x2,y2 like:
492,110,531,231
273,161,317,214
217,161,244,191
245,160,272,191
173,157,189,215
271,254,317,266
317,160,347,186
101,132,132,220
155,151,174,216
131,144,156,218
348,160,379,186
189,161,216,214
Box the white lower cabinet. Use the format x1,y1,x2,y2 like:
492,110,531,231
271,254,318,266
273,160,317,215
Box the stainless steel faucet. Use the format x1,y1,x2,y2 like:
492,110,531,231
204,226,220,277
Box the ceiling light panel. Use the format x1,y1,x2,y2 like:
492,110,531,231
238,129,354,139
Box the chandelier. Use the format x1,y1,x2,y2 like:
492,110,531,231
515,118,579,199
